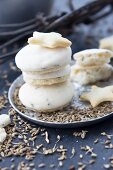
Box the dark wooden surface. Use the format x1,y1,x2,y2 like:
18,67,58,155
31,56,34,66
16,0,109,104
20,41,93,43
0,1,113,169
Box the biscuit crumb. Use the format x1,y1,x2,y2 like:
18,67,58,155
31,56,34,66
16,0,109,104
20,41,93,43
0,128,7,143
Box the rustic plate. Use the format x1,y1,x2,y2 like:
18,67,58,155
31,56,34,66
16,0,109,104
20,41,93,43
8,75,113,128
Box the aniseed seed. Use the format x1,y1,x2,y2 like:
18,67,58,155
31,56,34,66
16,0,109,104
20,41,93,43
69,165,75,170
49,164,55,168
91,153,97,158
104,164,111,169
10,164,15,169
30,163,35,167
38,163,46,168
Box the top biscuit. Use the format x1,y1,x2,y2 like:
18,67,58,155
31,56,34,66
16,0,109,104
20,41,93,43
15,33,72,72
28,32,72,48
73,49,113,66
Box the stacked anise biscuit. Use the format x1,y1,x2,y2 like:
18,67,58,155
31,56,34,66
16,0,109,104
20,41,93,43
15,32,74,112
71,49,113,85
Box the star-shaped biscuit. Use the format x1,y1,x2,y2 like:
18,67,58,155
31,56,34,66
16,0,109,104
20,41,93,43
28,32,71,48
80,85,113,107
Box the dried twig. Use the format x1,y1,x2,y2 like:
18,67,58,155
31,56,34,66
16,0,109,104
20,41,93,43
0,18,36,28
45,0,113,31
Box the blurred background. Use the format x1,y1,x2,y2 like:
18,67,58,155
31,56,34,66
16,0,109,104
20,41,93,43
0,0,90,24
0,0,113,63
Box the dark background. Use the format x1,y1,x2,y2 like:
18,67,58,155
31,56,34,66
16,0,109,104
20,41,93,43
0,0,113,169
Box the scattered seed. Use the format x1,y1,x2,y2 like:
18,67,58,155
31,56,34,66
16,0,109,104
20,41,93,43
91,153,97,158
45,131,50,144
78,164,86,170
10,164,15,170
73,130,88,139
69,165,75,170
80,154,83,159
70,147,76,158
58,151,67,161
94,138,99,144
49,164,55,168
56,135,61,143
89,160,96,164
59,161,63,167
38,163,46,168
104,164,111,169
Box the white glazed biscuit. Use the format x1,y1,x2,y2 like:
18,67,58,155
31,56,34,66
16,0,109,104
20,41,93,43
15,44,71,72
23,66,70,85
73,49,113,66
19,81,74,112
99,36,113,51
71,64,113,85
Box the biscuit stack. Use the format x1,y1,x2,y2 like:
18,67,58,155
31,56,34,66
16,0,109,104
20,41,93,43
71,49,113,85
15,32,74,112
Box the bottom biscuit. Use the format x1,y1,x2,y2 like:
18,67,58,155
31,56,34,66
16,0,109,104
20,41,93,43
19,81,74,112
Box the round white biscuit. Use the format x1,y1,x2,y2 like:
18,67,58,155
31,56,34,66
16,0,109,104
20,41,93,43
74,49,113,66
19,81,74,112
23,66,70,85
71,64,113,85
15,44,71,72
